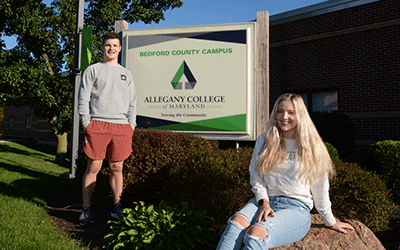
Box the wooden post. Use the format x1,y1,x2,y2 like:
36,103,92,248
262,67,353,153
115,20,128,33
115,20,128,65
256,11,269,138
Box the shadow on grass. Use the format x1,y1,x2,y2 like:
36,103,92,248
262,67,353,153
0,160,75,203
0,137,57,155
0,160,92,242
0,138,71,169
17,138,61,156
0,143,50,159
0,139,118,249
0,139,78,211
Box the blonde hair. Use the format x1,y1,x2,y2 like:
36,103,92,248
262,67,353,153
256,93,334,183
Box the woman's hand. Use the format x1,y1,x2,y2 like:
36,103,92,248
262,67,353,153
329,220,354,234
256,199,275,222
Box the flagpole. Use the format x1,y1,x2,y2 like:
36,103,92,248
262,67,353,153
67,0,84,178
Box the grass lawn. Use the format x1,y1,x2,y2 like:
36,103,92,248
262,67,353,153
0,139,88,250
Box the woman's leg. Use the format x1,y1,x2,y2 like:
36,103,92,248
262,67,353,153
217,198,260,250
243,197,311,250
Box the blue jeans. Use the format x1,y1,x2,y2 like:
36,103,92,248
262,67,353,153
216,196,311,250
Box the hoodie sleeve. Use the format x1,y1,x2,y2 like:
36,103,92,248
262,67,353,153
78,66,95,129
127,75,137,130
249,133,269,203
310,176,336,226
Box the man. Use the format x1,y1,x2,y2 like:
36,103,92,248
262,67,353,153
78,32,136,225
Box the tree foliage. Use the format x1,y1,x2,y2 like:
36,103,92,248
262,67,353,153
0,0,183,154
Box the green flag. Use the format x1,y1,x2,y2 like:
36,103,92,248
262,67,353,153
81,26,92,72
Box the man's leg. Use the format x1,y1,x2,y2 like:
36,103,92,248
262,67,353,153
109,160,124,205
80,158,103,225
82,158,103,207
107,123,133,218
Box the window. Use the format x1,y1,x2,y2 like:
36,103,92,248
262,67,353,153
299,93,309,109
297,90,338,113
26,115,32,129
312,91,338,113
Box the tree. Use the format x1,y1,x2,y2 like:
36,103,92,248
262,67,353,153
0,0,183,163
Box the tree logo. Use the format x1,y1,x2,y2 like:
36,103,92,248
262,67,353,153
171,61,197,90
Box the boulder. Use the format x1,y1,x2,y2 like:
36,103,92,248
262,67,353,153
274,214,384,250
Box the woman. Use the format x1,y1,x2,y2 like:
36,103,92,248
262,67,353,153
217,93,353,250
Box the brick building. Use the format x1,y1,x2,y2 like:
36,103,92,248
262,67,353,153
3,0,399,160
268,0,400,161
3,106,57,145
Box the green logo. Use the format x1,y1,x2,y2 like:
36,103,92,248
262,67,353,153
171,61,197,90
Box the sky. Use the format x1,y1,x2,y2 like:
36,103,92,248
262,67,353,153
3,0,328,49
130,0,328,29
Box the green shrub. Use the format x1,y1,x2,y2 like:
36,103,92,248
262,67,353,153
311,113,356,160
121,129,253,240
103,201,214,250
329,158,395,231
359,140,400,204
325,142,339,160
77,129,394,241
75,129,254,241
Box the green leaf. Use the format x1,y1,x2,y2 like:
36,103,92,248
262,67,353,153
126,229,138,236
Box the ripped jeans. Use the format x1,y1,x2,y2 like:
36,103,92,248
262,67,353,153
216,196,311,250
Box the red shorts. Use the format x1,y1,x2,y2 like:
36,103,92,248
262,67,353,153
83,120,134,162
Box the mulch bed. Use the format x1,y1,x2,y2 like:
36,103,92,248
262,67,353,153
46,187,111,249
46,187,400,250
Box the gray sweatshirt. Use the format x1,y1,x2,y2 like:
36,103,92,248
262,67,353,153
78,62,137,129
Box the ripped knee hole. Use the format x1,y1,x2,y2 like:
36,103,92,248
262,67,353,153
248,224,268,238
231,214,249,229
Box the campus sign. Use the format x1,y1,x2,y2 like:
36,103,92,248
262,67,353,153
121,23,255,140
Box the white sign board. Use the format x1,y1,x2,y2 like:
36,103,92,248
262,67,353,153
122,23,255,140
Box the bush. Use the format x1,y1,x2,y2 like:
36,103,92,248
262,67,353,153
121,129,253,239
76,129,254,242
76,129,394,242
329,158,396,231
311,113,356,160
325,142,339,160
359,140,400,204
103,201,214,250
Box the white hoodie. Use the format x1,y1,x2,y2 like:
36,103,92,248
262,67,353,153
249,133,336,226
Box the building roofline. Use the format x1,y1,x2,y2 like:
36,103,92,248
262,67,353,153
262,0,382,26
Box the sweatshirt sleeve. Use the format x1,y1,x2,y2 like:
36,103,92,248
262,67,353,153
249,134,269,203
78,66,94,129
127,76,137,130
310,176,336,226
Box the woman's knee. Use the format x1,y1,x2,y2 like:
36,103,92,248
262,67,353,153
231,214,250,229
247,224,268,238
